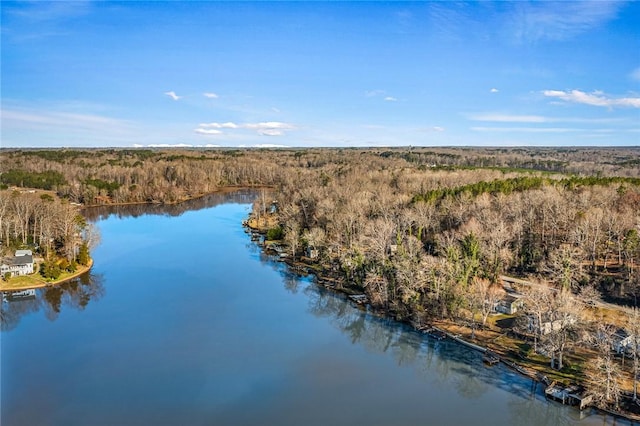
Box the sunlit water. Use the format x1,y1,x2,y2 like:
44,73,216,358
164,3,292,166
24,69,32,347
1,191,624,425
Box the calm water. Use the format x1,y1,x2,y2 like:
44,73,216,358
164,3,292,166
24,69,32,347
0,192,622,425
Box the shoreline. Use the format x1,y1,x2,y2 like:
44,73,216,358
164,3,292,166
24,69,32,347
3,186,269,292
245,222,640,423
81,185,273,209
0,259,94,292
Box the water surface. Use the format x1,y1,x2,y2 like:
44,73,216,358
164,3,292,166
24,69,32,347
1,192,619,425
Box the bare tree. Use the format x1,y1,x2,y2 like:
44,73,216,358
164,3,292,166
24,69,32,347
469,277,504,330
587,323,623,409
626,308,640,401
520,282,553,353
542,289,584,370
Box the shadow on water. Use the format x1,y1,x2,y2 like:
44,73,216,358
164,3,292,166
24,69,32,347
1,272,105,332
82,189,259,222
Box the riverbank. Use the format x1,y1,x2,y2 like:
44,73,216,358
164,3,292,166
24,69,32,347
245,223,640,423
0,259,93,292
81,185,273,209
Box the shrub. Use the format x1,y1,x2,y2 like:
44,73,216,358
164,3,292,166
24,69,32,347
41,261,62,280
266,226,284,241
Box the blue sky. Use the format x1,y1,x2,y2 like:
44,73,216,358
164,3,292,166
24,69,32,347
1,1,639,148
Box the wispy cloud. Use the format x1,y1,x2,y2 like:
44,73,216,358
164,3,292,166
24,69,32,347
203,92,219,99
630,67,640,82
164,91,182,101
467,112,625,124
490,88,499,93
469,113,546,123
509,1,624,42
471,127,582,133
2,107,133,130
365,90,385,98
194,121,295,137
421,126,445,132
1,105,137,146
543,89,640,108
366,90,398,102
3,0,91,41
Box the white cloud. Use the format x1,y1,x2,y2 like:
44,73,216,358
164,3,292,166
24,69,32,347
203,92,219,99
244,121,295,136
194,121,295,137
384,96,398,102
145,143,194,147
249,144,288,148
194,128,223,135
490,88,499,93
164,91,181,101
133,143,221,148
199,122,239,129
543,89,640,108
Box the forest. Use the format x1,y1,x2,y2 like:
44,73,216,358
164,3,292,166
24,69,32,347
1,146,640,412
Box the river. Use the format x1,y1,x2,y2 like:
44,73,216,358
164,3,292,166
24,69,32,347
0,191,626,425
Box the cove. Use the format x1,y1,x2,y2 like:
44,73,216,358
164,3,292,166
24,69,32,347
0,191,621,425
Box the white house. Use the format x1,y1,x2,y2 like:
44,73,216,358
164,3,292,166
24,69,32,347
527,313,577,336
612,328,639,355
1,250,35,277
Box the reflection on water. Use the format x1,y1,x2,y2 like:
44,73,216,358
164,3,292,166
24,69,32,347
82,189,259,221
1,272,105,332
263,253,619,425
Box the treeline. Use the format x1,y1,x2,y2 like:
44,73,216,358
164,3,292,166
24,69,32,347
0,169,67,190
1,147,639,206
413,175,640,204
1,149,284,204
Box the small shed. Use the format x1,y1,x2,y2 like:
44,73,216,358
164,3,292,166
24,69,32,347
494,295,523,314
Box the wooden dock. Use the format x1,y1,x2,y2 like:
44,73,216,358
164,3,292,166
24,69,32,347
348,294,368,305
483,351,500,365
544,381,592,410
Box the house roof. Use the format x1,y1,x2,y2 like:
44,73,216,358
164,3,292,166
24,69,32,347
15,249,33,256
11,254,33,266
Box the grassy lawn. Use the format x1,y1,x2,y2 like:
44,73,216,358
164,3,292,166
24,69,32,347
0,260,92,291
435,314,608,388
